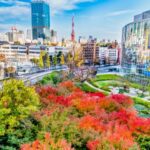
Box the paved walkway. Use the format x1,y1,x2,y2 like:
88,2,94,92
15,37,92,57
84,81,109,94
85,81,150,103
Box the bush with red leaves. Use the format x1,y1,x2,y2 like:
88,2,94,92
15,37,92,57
24,81,150,150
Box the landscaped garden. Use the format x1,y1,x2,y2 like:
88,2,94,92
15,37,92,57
86,74,150,118
0,71,150,150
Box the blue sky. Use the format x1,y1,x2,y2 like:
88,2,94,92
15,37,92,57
0,0,150,42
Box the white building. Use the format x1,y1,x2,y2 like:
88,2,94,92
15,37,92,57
0,44,69,63
107,48,119,65
0,33,8,42
99,47,107,64
78,36,87,44
0,44,27,62
99,47,119,65
47,46,69,56
26,29,32,41
6,30,25,44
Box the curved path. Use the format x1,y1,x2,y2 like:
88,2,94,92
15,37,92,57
84,81,109,94
0,66,68,87
85,81,150,104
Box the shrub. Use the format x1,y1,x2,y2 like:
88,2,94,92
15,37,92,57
21,133,74,150
19,80,150,149
0,118,39,150
0,79,39,136
39,72,62,85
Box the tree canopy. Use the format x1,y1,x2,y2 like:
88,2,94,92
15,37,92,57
0,79,39,135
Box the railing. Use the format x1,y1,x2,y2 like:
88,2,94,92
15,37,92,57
23,66,68,86
0,66,68,88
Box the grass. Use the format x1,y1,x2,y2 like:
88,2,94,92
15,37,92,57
135,104,150,118
80,82,98,92
93,74,150,91
132,97,150,108
39,72,150,117
88,74,150,118
93,74,122,81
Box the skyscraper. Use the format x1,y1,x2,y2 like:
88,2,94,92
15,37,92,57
31,0,50,40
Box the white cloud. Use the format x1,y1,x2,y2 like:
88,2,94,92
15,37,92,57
0,0,30,20
106,10,135,17
0,0,29,6
0,0,95,33
0,0,95,15
0,0,95,23
0,0,31,32
48,0,94,14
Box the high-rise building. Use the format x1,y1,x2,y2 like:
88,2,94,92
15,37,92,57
31,0,50,40
122,10,150,73
81,37,99,64
6,29,25,44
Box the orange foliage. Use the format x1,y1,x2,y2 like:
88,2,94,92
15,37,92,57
21,133,74,150
31,82,150,150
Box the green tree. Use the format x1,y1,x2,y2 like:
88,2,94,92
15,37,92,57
53,54,57,67
0,79,39,136
38,51,46,69
30,58,39,66
57,51,62,64
45,53,50,68
60,54,65,65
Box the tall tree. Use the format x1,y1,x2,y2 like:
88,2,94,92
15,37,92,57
66,43,96,82
60,54,65,65
66,44,83,69
53,54,57,67
38,51,45,68
0,79,39,135
57,51,62,64
45,53,50,68
30,58,39,66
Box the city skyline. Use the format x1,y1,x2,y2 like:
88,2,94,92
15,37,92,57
0,0,150,41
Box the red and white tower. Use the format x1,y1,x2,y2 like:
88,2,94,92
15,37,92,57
71,16,75,42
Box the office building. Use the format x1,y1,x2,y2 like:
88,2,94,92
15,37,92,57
81,37,99,64
6,30,25,44
31,0,50,40
122,10,150,73
0,44,69,63
99,47,120,65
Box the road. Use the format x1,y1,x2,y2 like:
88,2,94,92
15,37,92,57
0,66,68,87
22,66,68,86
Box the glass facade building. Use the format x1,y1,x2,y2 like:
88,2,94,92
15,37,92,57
31,0,50,40
122,10,150,74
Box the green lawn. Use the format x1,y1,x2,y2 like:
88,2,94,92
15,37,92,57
88,74,150,118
